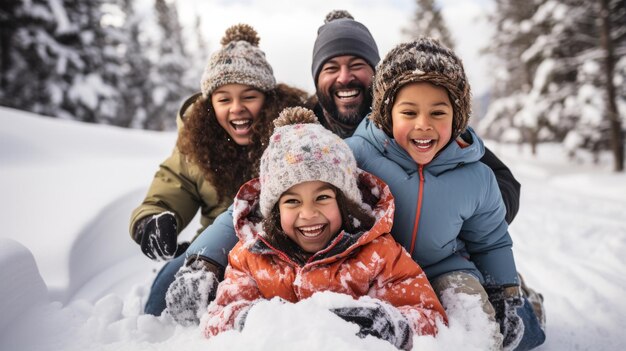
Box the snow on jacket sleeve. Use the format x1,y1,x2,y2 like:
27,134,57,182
459,168,519,287
203,241,263,337
366,234,447,336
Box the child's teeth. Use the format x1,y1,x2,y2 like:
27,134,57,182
231,120,251,130
299,224,324,237
413,139,432,148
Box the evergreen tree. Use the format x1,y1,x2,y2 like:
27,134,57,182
120,0,154,129
0,0,73,118
0,0,21,96
480,0,625,171
147,0,193,130
1,0,201,132
0,0,126,126
403,0,455,49
182,13,209,95
599,0,624,171
60,0,125,125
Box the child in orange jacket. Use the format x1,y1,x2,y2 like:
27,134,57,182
201,107,446,350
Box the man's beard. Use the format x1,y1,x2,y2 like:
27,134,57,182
317,81,373,125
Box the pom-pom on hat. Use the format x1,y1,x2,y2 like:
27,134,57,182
201,24,276,98
370,37,472,140
259,106,362,217
311,10,380,85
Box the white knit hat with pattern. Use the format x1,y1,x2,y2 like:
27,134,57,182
259,107,362,217
200,24,276,98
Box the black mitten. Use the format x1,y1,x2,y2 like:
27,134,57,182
331,301,413,351
487,286,525,350
134,212,178,261
165,258,222,325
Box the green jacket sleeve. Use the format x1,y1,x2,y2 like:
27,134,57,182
129,146,222,239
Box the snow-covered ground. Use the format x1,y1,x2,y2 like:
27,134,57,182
1,107,625,350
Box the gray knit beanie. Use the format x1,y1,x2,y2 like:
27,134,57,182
259,107,362,217
311,10,380,85
370,37,471,140
201,24,276,98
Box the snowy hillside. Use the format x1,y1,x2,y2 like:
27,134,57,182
1,107,625,350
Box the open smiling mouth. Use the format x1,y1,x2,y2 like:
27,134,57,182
230,119,252,133
412,139,435,150
297,224,326,238
335,89,360,100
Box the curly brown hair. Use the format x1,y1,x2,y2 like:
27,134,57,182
178,83,308,201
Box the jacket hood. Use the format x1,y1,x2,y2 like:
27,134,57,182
355,116,485,176
176,92,203,131
231,171,396,263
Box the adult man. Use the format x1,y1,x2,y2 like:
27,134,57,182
309,10,379,138
153,10,522,327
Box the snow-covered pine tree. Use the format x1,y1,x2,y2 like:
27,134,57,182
402,0,455,49
0,0,127,126
181,13,209,98
479,0,541,149
57,0,124,125
0,0,22,105
599,0,624,171
480,0,625,170
0,0,76,118
119,0,155,129
93,0,128,127
146,0,194,131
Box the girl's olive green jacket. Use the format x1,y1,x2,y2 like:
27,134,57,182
129,93,230,240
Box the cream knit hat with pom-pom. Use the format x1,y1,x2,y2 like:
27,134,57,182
258,107,362,217
201,24,276,98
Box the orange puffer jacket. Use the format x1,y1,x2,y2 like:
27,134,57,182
203,171,447,337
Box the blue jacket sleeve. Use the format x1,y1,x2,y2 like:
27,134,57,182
186,205,238,268
460,170,519,287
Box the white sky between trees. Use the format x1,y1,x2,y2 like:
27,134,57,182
166,0,494,96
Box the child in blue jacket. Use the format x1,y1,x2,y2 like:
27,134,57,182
345,37,545,350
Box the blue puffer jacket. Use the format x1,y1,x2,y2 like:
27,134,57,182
345,117,518,287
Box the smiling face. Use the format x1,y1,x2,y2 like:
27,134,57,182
391,82,453,165
278,181,343,254
316,55,374,125
211,83,266,145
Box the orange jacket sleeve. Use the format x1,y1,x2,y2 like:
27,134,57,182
203,242,262,337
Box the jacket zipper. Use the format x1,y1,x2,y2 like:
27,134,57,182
409,165,424,255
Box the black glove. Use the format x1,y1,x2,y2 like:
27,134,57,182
331,301,413,351
165,258,222,325
134,212,179,261
486,286,525,350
